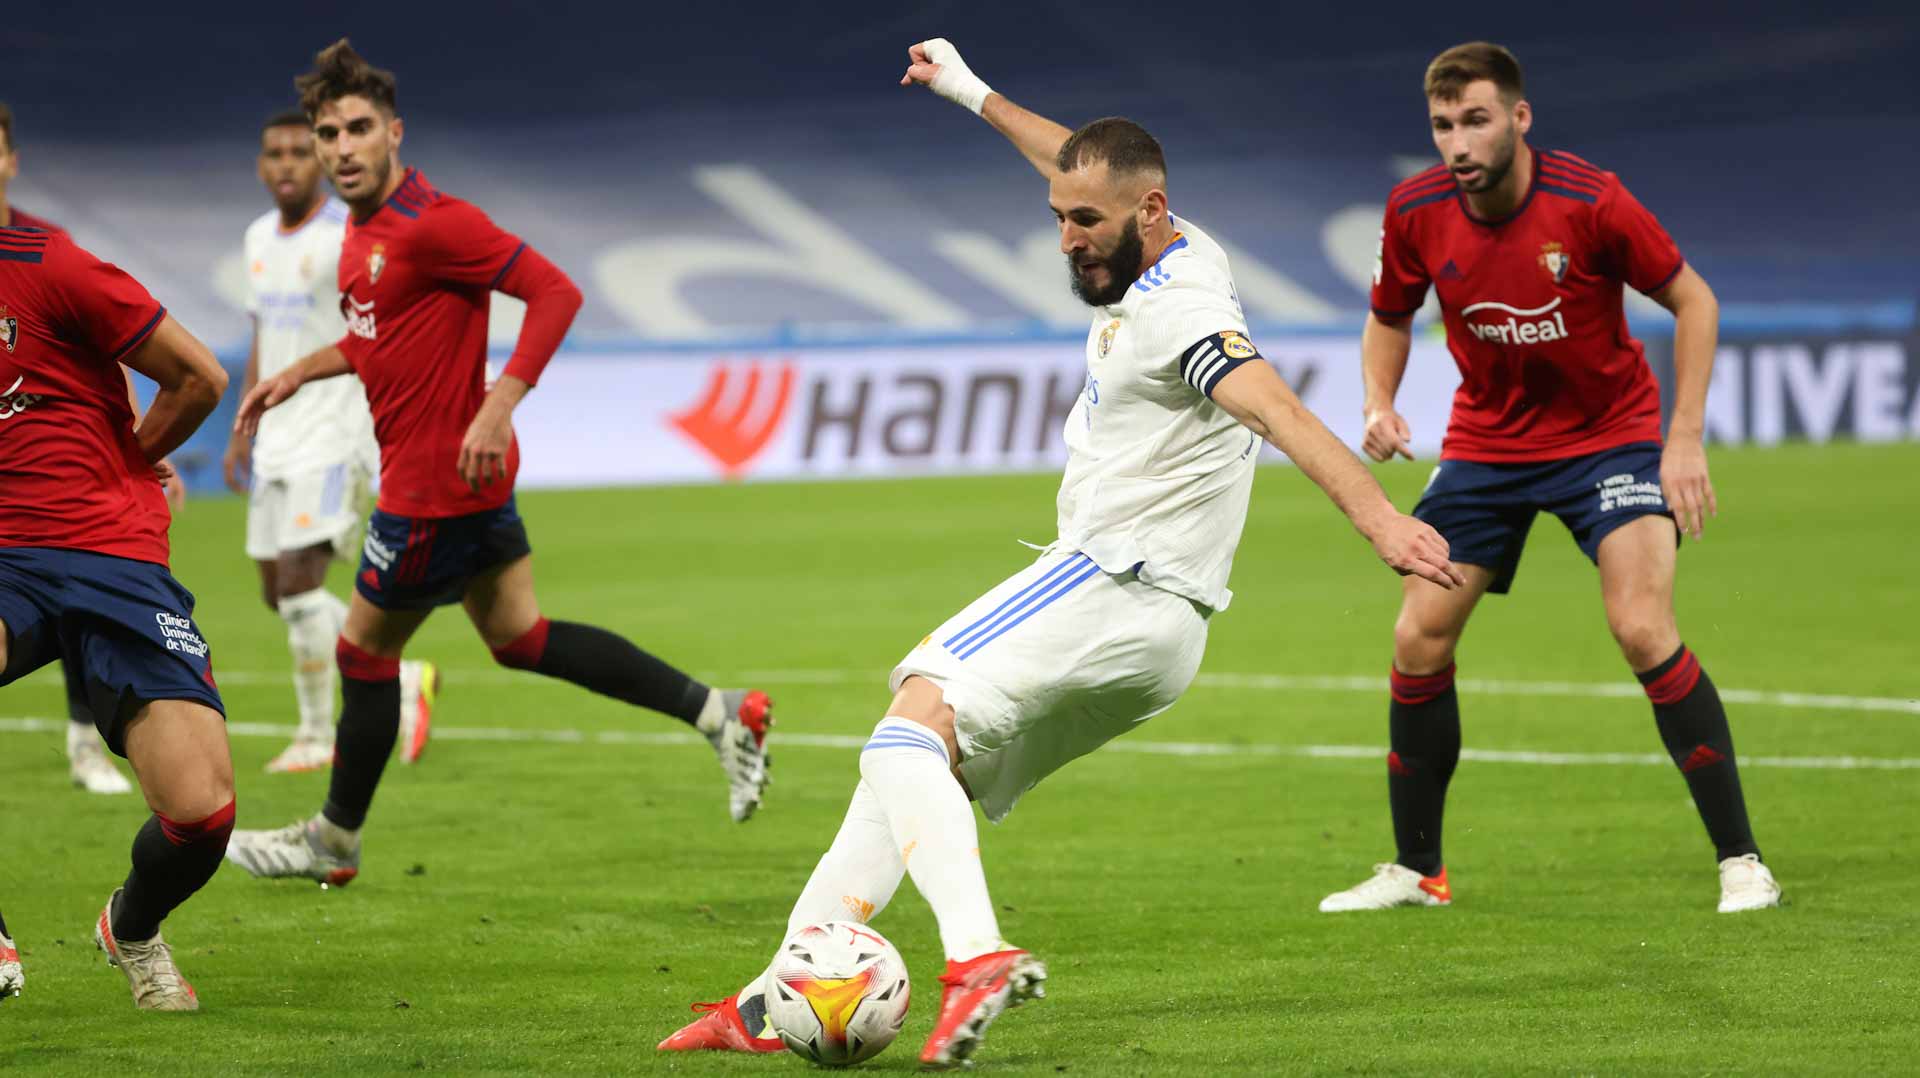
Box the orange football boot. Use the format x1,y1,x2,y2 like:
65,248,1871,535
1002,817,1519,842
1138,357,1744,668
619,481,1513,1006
919,947,1048,1068
657,993,786,1053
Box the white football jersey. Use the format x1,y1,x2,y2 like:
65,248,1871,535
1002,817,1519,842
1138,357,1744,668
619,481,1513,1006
243,198,376,478
1055,217,1261,611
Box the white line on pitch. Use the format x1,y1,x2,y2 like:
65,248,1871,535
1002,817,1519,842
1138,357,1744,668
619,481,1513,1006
1,716,1914,771
25,664,1905,715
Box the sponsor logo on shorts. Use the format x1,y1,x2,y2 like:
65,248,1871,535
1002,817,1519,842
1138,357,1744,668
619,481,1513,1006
155,611,210,657
1596,471,1664,513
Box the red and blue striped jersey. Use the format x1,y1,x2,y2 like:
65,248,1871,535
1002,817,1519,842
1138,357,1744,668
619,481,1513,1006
0,228,172,563
336,169,529,517
1371,148,1683,462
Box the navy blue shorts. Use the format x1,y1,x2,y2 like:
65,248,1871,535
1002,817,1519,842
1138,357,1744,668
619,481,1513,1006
1412,441,1675,595
355,498,533,610
0,548,224,755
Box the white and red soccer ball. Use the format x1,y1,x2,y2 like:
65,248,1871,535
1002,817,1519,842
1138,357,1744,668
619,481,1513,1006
765,921,911,1066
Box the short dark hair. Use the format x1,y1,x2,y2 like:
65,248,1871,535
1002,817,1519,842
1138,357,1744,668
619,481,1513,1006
264,109,311,133
0,102,14,153
295,38,398,119
1056,117,1167,183
1424,42,1524,104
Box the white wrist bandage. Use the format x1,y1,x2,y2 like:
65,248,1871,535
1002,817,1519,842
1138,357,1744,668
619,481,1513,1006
921,38,993,115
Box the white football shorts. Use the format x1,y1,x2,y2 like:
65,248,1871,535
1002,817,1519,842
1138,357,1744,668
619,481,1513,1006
890,547,1210,823
244,459,370,562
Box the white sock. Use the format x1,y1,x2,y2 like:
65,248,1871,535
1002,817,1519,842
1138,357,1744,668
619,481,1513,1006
857,716,1003,961
279,588,346,741
313,813,359,856
694,688,725,737
736,780,905,1005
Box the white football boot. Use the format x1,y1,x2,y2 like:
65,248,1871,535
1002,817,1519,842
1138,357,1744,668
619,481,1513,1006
1717,854,1781,912
224,817,360,887
68,723,133,794
1319,863,1452,912
0,924,21,1002
94,890,198,1011
707,689,773,822
264,736,334,774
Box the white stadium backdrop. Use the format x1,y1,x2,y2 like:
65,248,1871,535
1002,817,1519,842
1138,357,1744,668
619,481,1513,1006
507,338,1467,489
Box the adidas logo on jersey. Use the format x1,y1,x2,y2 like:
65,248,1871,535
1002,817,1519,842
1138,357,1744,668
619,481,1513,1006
1461,296,1569,345
1438,259,1465,281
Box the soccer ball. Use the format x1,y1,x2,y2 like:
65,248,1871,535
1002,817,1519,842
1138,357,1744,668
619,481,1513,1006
765,921,911,1066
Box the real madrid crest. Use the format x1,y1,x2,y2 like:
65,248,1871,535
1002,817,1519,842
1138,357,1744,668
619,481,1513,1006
1219,331,1257,359
1098,319,1119,358
0,304,16,353
1539,241,1570,284
368,242,387,285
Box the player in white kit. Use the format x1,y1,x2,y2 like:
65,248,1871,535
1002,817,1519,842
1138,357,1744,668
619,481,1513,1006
658,40,1464,1067
224,111,436,773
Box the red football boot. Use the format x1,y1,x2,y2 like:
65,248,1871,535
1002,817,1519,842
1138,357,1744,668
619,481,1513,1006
919,947,1048,1068
656,993,786,1053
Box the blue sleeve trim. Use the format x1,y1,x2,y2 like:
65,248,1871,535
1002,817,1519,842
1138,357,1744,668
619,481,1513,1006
109,306,167,362
488,242,528,290
1639,258,1685,296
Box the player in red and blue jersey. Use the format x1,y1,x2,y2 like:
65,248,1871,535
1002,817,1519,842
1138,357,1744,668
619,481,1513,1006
0,224,237,1009
0,100,168,796
225,40,773,888
1319,42,1780,914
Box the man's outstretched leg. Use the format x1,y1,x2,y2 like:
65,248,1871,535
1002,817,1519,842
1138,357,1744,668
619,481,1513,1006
659,781,906,1053
101,699,236,1011
857,677,1045,1068
467,556,773,821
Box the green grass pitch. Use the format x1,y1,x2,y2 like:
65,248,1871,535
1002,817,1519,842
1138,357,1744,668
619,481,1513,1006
3,441,1917,1074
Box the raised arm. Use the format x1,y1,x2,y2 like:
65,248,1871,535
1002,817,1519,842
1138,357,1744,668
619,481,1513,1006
120,315,230,464
1211,359,1463,589
901,39,1072,180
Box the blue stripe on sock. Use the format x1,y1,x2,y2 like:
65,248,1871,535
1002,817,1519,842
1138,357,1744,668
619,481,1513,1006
956,559,1103,660
946,554,1091,655
942,554,1089,652
861,736,947,757
865,723,947,756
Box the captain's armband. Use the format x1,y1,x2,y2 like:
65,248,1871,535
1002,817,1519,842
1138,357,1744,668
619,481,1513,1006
1178,330,1262,398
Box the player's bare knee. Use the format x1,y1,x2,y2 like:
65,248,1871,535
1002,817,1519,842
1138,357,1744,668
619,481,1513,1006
1607,610,1678,671
1392,608,1459,674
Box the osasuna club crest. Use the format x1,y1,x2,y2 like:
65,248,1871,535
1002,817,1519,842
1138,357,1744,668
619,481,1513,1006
368,242,387,284
0,304,16,353
1539,241,1570,284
